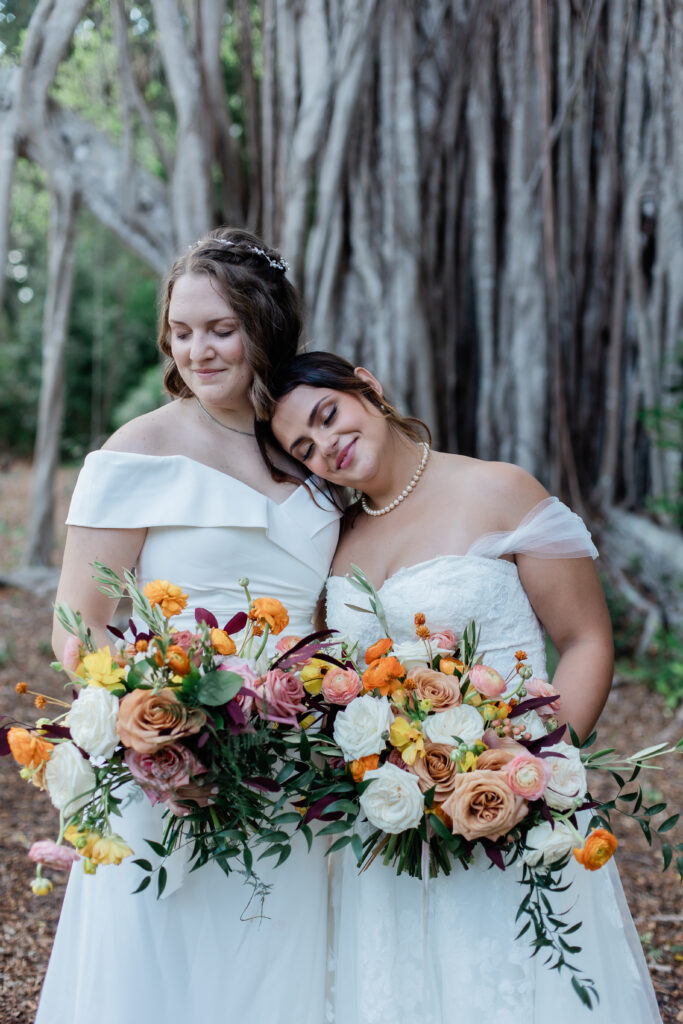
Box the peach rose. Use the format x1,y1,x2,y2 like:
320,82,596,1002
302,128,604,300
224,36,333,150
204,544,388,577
573,828,618,871
362,656,405,697
117,687,206,754
364,638,393,665
523,677,562,718
275,635,302,654
476,748,516,771
410,666,461,710
7,727,54,768
506,753,551,801
409,742,458,801
143,580,188,618
321,666,362,705
440,770,528,841
469,664,507,698
250,598,289,635
256,668,306,724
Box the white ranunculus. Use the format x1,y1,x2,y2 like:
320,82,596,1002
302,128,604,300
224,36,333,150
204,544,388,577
45,741,96,814
544,742,587,811
333,695,394,761
67,686,120,758
359,763,424,834
423,703,485,746
522,820,577,867
391,639,452,672
511,709,548,740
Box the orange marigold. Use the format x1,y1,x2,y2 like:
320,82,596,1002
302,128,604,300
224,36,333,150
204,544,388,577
350,754,379,782
362,655,406,697
7,727,54,769
250,597,289,635
573,828,618,871
143,580,188,618
210,629,237,657
364,638,393,665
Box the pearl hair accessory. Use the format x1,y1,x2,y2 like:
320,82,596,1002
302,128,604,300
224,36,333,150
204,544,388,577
192,237,289,273
360,442,430,516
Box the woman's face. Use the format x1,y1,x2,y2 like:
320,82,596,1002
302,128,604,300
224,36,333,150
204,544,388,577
271,383,388,487
168,272,253,411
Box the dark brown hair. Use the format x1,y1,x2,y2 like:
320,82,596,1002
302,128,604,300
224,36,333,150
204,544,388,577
255,351,431,507
157,227,302,418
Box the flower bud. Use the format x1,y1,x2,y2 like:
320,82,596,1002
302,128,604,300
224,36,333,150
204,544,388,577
31,876,53,895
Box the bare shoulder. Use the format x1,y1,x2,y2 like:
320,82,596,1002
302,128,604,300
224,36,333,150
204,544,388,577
102,401,185,455
433,453,550,531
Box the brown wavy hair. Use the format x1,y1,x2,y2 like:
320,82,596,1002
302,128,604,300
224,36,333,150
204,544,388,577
157,227,302,418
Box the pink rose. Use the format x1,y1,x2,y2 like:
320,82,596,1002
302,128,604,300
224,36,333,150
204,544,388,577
469,664,507,698
62,636,81,673
256,669,306,725
219,656,260,715
169,630,197,651
28,840,80,871
275,634,302,654
429,629,457,652
321,666,362,705
125,742,210,815
506,753,551,801
523,677,562,718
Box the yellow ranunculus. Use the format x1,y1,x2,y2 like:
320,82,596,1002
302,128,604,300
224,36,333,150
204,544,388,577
300,658,330,695
77,647,127,691
389,717,425,766
90,834,134,866
64,825,100,859
459,750,479,772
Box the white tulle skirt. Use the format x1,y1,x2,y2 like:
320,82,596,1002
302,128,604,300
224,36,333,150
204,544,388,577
326,841,662,1024
35,786,329,1024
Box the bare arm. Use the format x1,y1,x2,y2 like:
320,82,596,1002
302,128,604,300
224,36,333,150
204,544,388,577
52,525,147,661
516,553,614,742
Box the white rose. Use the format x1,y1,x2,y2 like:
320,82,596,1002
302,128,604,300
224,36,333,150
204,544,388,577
511,709,548,740
392,639,452,672
68,686,120,759
522,820,577,867
359,763,424,833
423,704,485,746
333,695,393,761
544,742,587,811
45,741,96,814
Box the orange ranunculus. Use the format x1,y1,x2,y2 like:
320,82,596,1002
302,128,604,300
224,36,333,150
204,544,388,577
350,754,380,782
573,828,618,871
165,645,192,675
7,727,54,768
250,598,289,635
438,658,464,676
362,655,405,697
364,638,393,665
143,580,188,618
210,629,237,656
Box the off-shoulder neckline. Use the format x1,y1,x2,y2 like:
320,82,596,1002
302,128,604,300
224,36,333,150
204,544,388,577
327,553,519,594
89,449,305,509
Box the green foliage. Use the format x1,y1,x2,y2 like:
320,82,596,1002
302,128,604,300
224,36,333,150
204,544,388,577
615,627,683,711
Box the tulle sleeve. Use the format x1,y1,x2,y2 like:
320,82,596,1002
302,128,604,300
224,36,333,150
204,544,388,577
466,496,598,560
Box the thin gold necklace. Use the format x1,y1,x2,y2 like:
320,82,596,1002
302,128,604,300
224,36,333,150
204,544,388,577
194,396,255,437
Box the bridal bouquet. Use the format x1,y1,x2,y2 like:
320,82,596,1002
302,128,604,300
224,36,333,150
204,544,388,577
1,563,321,899
285,566,682,1007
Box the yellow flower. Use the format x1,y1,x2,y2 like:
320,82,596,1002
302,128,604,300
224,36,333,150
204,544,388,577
77,647,126,691
90,834,134,866
389,717,425,766
300,658,330,695
31,876,53,895
459,750,479,773
143,580,188,618
64,825,100,859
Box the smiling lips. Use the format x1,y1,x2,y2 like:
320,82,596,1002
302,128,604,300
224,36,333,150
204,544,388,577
336,439,356,471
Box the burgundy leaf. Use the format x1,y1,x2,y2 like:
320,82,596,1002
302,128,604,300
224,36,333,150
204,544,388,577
128,618,138,637
482,841,506,871
270,629,336,669
509,695,558,717
0,726,10,757
195,608,218,629
224,611,248,634
106,624,126,641
40,723,72,741
242,776,280,793
525,725,567,753
225,702,247,729
304,794,345,823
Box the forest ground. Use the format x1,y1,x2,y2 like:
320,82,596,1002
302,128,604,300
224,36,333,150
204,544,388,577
0,459,681,1023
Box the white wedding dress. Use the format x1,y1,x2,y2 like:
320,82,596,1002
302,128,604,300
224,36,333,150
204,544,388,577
35,451,340,1024
325,498,662,1024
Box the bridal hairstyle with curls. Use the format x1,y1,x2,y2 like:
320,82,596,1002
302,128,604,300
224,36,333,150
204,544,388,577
157,227,302,418
256,351,431,509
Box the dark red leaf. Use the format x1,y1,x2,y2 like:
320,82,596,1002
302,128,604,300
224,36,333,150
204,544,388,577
195,608,218,629
224,611,248,634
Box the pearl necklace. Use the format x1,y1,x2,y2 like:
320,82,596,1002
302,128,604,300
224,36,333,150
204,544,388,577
360,442,430,516
194,396,255,437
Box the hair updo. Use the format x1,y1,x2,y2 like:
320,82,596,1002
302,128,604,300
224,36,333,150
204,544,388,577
157,227,302,418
